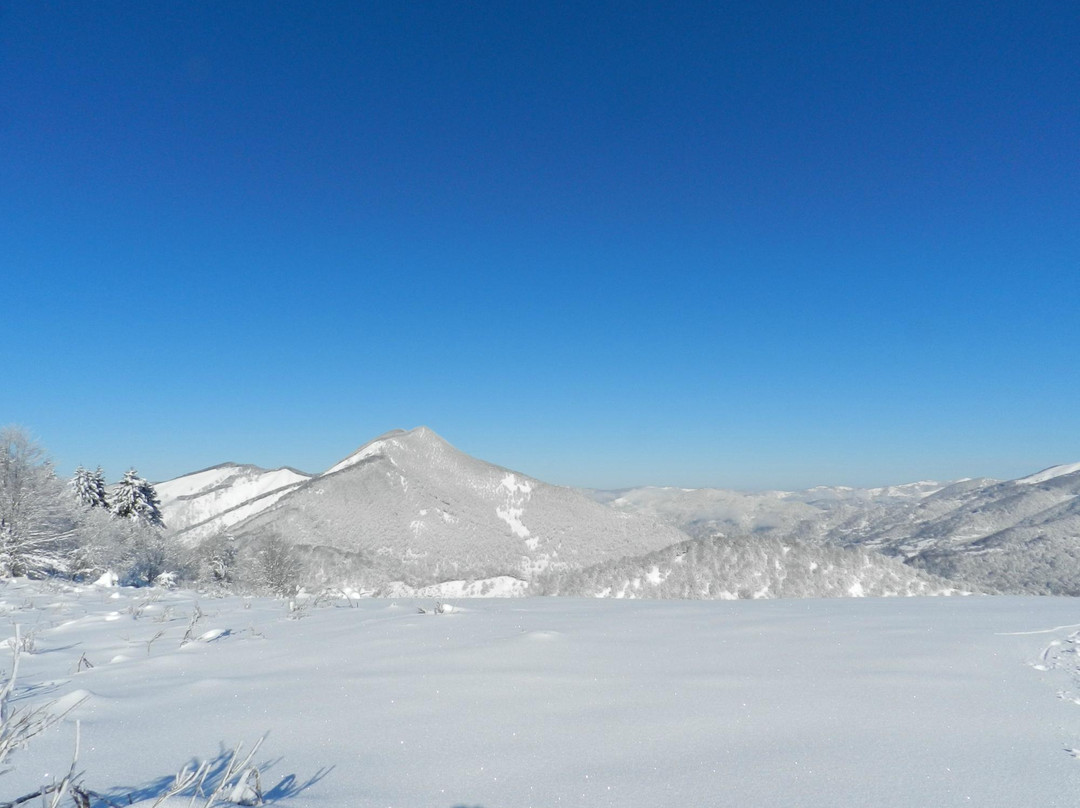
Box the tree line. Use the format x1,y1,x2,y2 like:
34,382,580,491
1,426,307,595
1,426,167,583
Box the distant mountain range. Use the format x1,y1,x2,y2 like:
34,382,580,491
156,428,1080,596
584,479,945,541
587,463,1080,594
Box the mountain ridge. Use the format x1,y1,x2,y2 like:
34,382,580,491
595,467,1080,594
156,462,312,539
155,431,1080,595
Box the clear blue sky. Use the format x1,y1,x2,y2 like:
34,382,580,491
2,1,1078,490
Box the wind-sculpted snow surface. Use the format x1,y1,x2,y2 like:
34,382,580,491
225,428,689,586
4,578,1080,807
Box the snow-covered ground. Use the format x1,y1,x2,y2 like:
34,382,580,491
3,580,1080,807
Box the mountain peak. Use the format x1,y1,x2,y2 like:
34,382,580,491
322,426,452,476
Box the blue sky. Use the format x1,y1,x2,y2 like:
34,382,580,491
2,1,1078,490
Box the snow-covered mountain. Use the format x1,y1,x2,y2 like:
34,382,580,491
157,434,1080,596
585,480,945,540
208,427,691,586
589,464,1080,594
827,464,1080,594
156,463,311,539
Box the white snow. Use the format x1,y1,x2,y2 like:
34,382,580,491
155,466,241,500
1016,462,1080,485
177,483,304,541
158,467,309,518
498,473,533,496
378,575,529,598
4,580,1080,807
323,437,403,476
156,465,310,536
496,473,533,539
862,480,947,498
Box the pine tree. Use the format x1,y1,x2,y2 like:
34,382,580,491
91,466,109,509
111,469,139,520
71,466,109,509
111,469,165,528
137,476,165,528
72,466,90,506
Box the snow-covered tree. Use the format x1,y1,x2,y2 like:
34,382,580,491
110,470,139,520
0,427,77,576
71,465,109,509
100,470,176,585
118,526,174,587
196,533,240,586
76,509,189,587
111,469,165,528
250,532,301,596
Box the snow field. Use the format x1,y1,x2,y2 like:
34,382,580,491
3,580,1080,807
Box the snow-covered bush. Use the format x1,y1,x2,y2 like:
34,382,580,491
71,507,189,588
117,528,174,587
247,532,301,596
195,533,241,587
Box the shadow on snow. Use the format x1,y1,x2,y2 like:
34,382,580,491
87,742,332,806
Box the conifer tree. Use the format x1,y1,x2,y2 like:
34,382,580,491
111,469,165,528
137,476,165,528
72,466,109,509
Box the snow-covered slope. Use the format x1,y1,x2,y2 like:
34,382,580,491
156,463,311,538
833,469,1080,594
539,533,965,599
228,427,690,585
1015,462,1080,485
